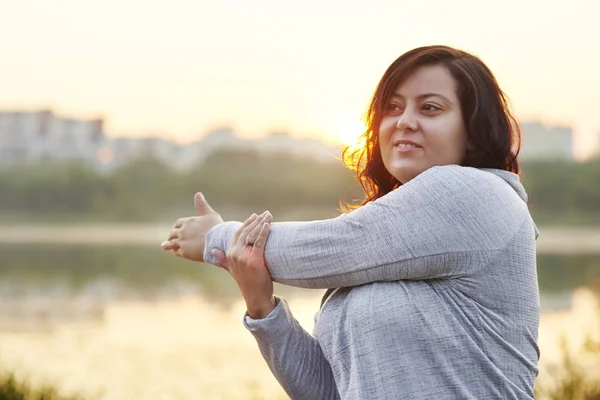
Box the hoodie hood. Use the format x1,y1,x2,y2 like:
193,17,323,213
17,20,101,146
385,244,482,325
481,168,539,239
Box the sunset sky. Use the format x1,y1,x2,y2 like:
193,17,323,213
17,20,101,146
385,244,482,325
1,0,599,158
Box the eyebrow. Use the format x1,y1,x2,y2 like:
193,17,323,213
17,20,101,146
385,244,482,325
391,92,453,103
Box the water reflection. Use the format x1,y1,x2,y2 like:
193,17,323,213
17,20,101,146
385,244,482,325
1,244,600,399
0,244,320,337
2,244,599,310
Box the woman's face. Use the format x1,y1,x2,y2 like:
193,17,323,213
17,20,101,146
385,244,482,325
378,64,468,184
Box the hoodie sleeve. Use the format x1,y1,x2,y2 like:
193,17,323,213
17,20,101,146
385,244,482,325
204,165,532,288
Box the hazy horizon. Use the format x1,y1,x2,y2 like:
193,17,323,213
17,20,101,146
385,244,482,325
1,0,599,157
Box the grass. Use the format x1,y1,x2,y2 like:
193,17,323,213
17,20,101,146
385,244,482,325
536,286,600,400
0,369,286,400
535,338,600,400
0,371,81,400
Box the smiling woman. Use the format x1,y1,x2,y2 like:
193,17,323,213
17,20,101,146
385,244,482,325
163,45,539,400
377,64,469,185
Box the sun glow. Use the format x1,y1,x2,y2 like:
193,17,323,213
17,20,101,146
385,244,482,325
334,117,367,146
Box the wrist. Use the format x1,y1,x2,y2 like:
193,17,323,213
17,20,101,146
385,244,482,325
246,296,277,319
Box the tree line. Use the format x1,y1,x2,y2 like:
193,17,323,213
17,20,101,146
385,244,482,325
1,149,599,225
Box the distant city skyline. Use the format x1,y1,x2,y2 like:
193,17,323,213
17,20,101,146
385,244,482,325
0,109,578,174
1,0,599,158
0,109,345,172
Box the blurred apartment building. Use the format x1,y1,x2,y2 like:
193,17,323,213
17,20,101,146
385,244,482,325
0,109,582,172
519,122,574,161
0,110,341,172
0,109,104,166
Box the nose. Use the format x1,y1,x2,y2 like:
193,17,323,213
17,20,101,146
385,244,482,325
396,108,418,132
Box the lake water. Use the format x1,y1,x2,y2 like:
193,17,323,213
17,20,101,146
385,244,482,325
1,241,600,399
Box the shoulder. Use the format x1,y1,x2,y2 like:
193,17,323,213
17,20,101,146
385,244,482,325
418,166,530,242
415,165,502,186
405,165,527,215
378,165,526,215
412,165,517,198
373,165,530,247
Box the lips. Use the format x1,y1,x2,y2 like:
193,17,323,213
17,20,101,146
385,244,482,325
393,139,422,149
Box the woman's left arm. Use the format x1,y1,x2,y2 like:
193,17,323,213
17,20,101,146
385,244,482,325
204,166,531,288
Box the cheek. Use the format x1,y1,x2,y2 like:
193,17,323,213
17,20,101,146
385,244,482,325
446,131,468,162
427,119,467,159
379,117,396,138
449,119,468,158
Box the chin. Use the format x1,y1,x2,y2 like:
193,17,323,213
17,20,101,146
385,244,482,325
391,166,421,185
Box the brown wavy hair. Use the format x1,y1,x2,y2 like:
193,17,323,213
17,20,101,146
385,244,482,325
342,45,521,210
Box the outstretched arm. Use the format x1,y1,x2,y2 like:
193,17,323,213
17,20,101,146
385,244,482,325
203,166,530,288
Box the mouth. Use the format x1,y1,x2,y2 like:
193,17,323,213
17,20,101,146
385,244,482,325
393,139,422,150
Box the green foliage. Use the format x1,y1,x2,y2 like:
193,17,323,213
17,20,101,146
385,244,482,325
521,158,600,225
184,149,358,214
535,333,600,400
0,371,81,400
535,286,600,400
1,152,599,224
536,255,600,293
0,368,289,400
0,162,106,213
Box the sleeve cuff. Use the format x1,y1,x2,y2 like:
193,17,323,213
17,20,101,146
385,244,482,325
203,221,242,265
243,296,293,336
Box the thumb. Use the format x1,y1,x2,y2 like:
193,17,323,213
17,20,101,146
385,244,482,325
194,192,215,215
211,249,230,270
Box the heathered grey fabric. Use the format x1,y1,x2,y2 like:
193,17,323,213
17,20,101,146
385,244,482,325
204,165,540,400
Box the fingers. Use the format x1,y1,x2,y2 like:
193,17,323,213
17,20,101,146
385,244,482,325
237,213,265,247
211,249,230,270
162,218,184,250
161,239,179,250
262,211,273,224
251,222,271,254
168,227,180,240
231,213,257,247
193,193,215,216
245,211,272,245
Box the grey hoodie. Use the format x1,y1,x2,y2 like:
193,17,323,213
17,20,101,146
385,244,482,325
204,165,540,399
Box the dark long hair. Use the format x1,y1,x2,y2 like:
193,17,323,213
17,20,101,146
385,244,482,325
342,45,521,209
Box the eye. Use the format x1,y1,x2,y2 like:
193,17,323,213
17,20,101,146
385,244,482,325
384,102,403,115
422,103,441,113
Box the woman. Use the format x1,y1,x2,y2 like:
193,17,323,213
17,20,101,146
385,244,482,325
161,45,540,399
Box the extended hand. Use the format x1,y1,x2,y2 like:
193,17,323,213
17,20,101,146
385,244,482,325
161,193,223,262
212,211,275,319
